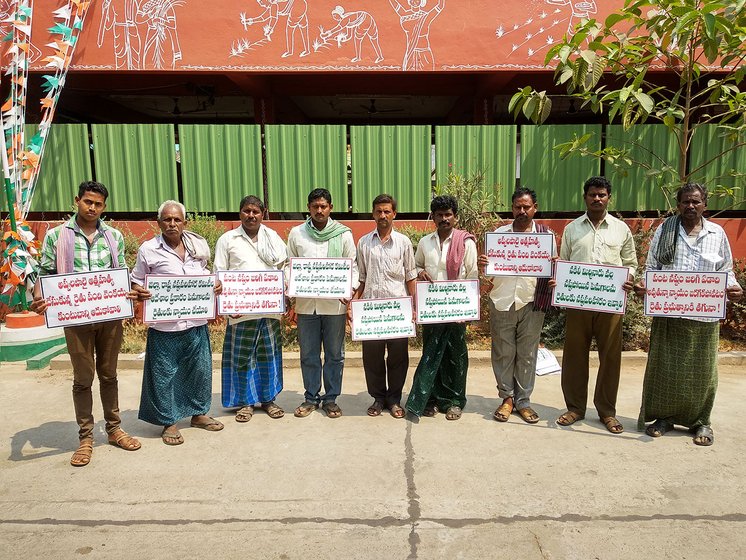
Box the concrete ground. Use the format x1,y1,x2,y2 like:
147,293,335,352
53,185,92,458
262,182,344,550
1,354,745,560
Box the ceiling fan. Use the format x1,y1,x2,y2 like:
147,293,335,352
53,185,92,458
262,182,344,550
360,98,404,116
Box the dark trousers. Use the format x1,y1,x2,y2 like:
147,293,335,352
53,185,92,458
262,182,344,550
362,338,409,407
64,320,124,440
561,309,623,419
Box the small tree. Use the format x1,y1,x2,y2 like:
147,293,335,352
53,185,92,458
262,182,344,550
510,0,746,210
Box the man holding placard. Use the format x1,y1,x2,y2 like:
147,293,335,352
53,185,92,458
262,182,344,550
287,188,357,419
131,201,223,446
353,194,417,419
555,177,636,434
477,188,556,424
634,183,743,446
32,181,141,467
214,195,288,423
406,195,478,421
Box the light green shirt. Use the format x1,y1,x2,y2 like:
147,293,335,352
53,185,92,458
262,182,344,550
559,213,637,276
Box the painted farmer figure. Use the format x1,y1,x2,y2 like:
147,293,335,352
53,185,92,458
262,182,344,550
214,195,288,423
287,188,358,418
353,194,417,419
33,181,141,467
555,176,636,434
131,201,224,445
477,188,556,424
635,183,743,446
321,6,384,63
389,0,445,71
406,195,478,420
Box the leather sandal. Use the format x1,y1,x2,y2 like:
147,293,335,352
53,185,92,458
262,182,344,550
693,425,714,446
645,418,673,438
517,407,540,424
261,402,284,419
493,399,513,422
322,401,342,419
556,410,583,426
108,429,141,451
601,416,624,434
235,406,254,423
367,401,384,417
445,406,462,421
294,401,319,418
70,439,93,467
389,404,405,419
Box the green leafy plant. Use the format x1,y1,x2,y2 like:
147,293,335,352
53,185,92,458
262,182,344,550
186,211,228,270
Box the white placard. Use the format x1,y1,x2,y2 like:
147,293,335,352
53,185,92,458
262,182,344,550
536,347,561,376
644,270,727,319
143,274,216,323
484,232,554,277
552,260,629,315
287,257,353,299
39,268,134,328
415,280,481,324
351,297,415,341
217,270,285,315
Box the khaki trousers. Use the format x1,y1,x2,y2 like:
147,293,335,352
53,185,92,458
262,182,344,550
64,320,124,440
560,309,622,419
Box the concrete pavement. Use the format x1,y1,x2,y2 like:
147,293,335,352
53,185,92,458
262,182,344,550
1,357,745,559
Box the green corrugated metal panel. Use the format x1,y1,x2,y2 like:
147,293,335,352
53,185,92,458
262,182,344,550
91,124,178,212
350,125,431,213
179,125,263,213
265,125,347,212
520,125,602,211
689,125,746,210
606,125,678,212
28,124,92,213
435,125,516,211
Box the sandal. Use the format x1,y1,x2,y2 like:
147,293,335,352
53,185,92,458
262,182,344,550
601,416,624,434
693,425,714,447
70,438,93,467
367,401,384,417
107,429,142,451
517,407,540,424
190,416,224,431
294,401,319,418
161,427,184,446
422,405,438,417
261,402,285,419
235,406,254,423
556,411,583,426
445,406,462,421
493,399,513,422
645,418,673,438
322,401,343,419
389,404,405,419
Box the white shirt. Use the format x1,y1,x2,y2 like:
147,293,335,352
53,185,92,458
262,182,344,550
489,222,558,312
357,229,417,299
415,230,478,281
286,219,358,316
213,224,288,324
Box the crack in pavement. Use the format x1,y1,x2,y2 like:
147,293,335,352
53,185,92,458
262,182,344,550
404,421,421,559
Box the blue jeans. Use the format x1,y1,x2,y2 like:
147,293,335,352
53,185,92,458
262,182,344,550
297,313,346,404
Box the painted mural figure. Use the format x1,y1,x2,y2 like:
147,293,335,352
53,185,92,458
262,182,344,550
241,0,280,43
97,0,143,70
320,6,384,63
389,0,445,71
0,0,42,62
137,0,184,69
545,0,597,35
242,0,310,58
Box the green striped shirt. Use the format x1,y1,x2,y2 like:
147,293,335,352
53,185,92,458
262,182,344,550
38,216,126,275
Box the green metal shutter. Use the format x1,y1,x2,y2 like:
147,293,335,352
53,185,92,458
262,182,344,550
179,125,263,213
28,124,92,213
265,125,347,213
520,125,602,212
689,125,746,210
91,124,178,213
350,125,431,213
605,125,679,212
435,125,516,210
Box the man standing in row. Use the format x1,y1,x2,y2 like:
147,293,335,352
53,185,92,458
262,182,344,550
406,195,478,420
131,201,224,445
478,188,556,424
287,188,358,419
556,177,637,434
636,183,742,446
214,195,288,422
33,181,141,466
353,194,417,419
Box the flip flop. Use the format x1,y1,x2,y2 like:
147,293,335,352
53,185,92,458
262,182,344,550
161,427,184,446
190,417,224,431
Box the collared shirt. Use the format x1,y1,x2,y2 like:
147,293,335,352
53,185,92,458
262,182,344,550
489,222,558,312
415,230,478,281
213,224,288,324
646,217,737,323
560,212,637,276
131,235,212,332
357,228,417,299
39,215,126,275
286,218,358,316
